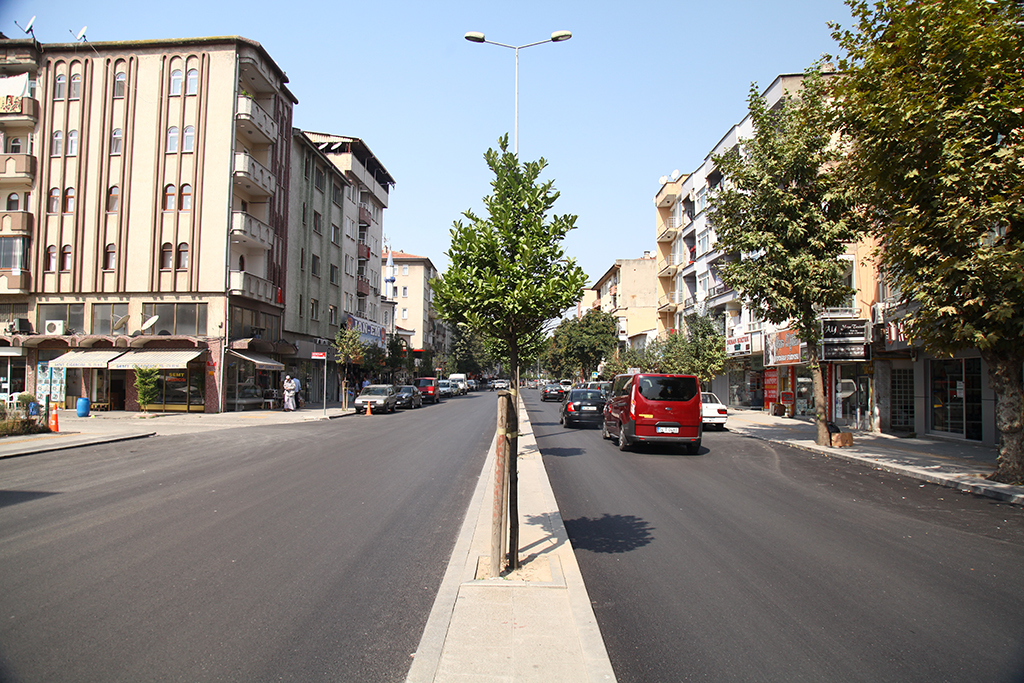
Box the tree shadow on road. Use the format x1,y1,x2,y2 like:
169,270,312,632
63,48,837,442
542,447,586,457
563,513,655,554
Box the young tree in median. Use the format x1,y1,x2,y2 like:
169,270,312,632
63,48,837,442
434,136,588,568
832,0,1024,483
709,68,863,447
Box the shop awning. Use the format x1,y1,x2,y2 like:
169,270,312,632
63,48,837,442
108,349,204,370
228,350,284,371
47,349,128,368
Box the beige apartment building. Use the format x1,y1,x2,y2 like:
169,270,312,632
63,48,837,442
588,254,658,349
381,250,449,366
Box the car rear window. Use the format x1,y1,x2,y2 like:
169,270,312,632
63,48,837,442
414,378,434,387
636,376,699,402
570,390,603,401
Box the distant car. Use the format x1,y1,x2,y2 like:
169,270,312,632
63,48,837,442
560,388,606,428
414,377,440,404
438,379,455,399
355,384,399,414
467,379,478,392
542,383,565,402
492,379,510,390
395,385,423,409
701,391,728,430
559,379,573,392
586,381,612,397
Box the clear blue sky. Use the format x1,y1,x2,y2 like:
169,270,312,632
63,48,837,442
2,0,853,285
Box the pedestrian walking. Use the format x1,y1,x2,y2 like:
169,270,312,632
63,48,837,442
292,375,303,409
282,375,296,412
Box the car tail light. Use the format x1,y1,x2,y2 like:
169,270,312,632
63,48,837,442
567,402,577,412
718,408,728,415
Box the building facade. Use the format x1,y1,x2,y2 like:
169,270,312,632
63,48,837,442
589,254,658,349
381,250,449,370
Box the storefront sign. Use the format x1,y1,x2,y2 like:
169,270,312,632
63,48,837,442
821,343,869,361
347,314,386,347
726,335,751,357
822,319,868,342
768,329,803,365
764,367,778,407
780,391,794,405
311,351,326,360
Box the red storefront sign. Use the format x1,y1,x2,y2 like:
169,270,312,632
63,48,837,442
764,367,778,408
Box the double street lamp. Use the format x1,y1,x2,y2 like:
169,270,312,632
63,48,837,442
464,30,572,155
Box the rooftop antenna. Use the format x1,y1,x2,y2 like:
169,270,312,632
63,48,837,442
14,15,36,39
73,25,87,41
140,315,159,333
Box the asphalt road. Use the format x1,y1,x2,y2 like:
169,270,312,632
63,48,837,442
525,390,1024,683
0,392,495,683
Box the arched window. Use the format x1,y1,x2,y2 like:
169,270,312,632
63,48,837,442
186,68,198,95
63,188,75,213
6,193,19,211
106,186,120,212
166,126,178,153
8,137,21,153
114,72,126,98
67,130,78,156
111,128,123,155
69,74,81,100
182,126,194,152
179,184,192,211
176,243,189,269
60,245,72,271
47,188,60,213
51,131,63,157
54,74,66,100
163,184,176,211
169,69,183,96
103,244,116,270
238,254,245,272
160,242,173,269
45,246,57,272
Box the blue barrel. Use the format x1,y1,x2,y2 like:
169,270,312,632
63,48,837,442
76,397,91,417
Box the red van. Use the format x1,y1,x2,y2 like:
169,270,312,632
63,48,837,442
602,373,703,454
414,377,440,404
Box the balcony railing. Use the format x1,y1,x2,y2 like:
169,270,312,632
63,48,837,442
230,211,273,251
656,215,682,243
358,203,372,226
236,96,278,145
658,254,686,277
228,270,279,306
233,153,275,197
356,275,370,296
357,241,371,261
0,154,36,185
658,291,685,311
0,96,40,126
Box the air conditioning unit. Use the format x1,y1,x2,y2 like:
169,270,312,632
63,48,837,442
44,320,65,335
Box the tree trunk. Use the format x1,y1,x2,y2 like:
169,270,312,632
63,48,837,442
507,344,520,571
983,349,1024,485
809,348,830,447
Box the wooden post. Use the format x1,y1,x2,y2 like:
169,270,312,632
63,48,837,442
507,377,520,571
490,390,512,577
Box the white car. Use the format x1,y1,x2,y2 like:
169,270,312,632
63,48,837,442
701,392,728,430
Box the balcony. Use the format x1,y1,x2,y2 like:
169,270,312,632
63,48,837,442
358,203,372,226
0,154,36,186
656,215,682,243
236,96,278,145
657,255,684,278
230,211,273,251
0,211,33,236
0,96,40,127
0,269,30,294
658,291,685,312
356,275,370,297
655,182,679,208
228,270,280,306
357,241,371,261
232,153,275,197
683,296,696,311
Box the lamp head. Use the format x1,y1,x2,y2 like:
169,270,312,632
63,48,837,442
464,31,486,43
551,30,572,42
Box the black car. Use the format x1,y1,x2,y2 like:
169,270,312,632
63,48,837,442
560,388,606,428
395,385,423,409
542,383,565,402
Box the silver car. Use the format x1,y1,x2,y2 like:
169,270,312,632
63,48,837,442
355,384,399,414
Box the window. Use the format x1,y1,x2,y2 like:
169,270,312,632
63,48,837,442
402,265,409,276
182,126,194,152
63,188,75,213
313,211,322,233
180,184,192,211
169,69,183,96
332,183,343,205
310,298,319,321
329,305,338,325
7,137,21,153
185,68,198,95
103,244,116,270
304,152,311,180
91,302,129,335
160,242,173,269
300,248,305,271
163,184,176,211
69,74,81,100
330,264,339,285
298,295,303,317
166,126,178,153
6,193,19,211
238,254,245,271
45,246,57,272
0,237,27,270
344,254,353,275
47,189,60,213
60,245,72,271
401,308,408,320
107,186,120,212
314,166,325,191
176,243,189,269
697,229,710,256
111,129,123,155
114,72,126,98
302,203,307,226
51,131,63,157
67,130,78,156
402,286,408,298
331,223,340,244
142,302,207,335
54,74,66,100
311,254,321,277
697,187,708,212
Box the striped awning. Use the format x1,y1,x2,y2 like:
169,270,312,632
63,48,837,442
107,349,204,370
228,350,284,371
47,349,128,368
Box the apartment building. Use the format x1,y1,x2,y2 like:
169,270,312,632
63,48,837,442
588,254,658,349
382,250,449,365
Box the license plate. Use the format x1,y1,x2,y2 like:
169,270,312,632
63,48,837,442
582,406,597,411
657,426,679,434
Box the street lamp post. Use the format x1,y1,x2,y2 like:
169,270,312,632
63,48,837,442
464,30,571,155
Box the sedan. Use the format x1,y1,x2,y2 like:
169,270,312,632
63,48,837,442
395,385,423,409
541,383,565,402
702,391,729,430
438,380,455,399
354,384,399,414
560,388,606,428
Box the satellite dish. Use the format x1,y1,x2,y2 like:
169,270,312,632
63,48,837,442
25,16,36,33
670,169,680,180
140,315,159,332
112,314,129,331
659,175,668,185
76,26,87,41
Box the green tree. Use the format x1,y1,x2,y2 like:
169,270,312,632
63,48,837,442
384,334,407,380
547,310,618,382
832,0,1024,483
655,312,727,384
134,367,159,411
449,324,488,376
334,326,364,409
601,344,658,379
709,68,863,447
360,344,386,377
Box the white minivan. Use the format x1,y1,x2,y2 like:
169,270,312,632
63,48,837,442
448,373,468,396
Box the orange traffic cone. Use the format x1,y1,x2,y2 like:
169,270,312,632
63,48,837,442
49,404,59,432
365,401,372,416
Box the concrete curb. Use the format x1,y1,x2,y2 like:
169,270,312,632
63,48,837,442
0,432,156,459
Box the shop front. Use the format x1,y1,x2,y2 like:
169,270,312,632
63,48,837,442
46,348,131,411
929,356,984,441
225,350,284,411
108,349,207,412
724,331,764,409
0,346,27,403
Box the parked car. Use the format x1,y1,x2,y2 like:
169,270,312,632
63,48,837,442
449,374,469,395
438,379,455,399
700,392,728,430
355,384,399,414
602,373,702,454
542,383,565,402
467,379,478,392
560,388,606,428
492,379,510,390
586,381,612,398
414,377,440,404
395,385,423,409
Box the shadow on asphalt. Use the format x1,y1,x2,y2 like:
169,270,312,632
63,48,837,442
542,447,586,458
0,490,60,508
563,513,655,554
